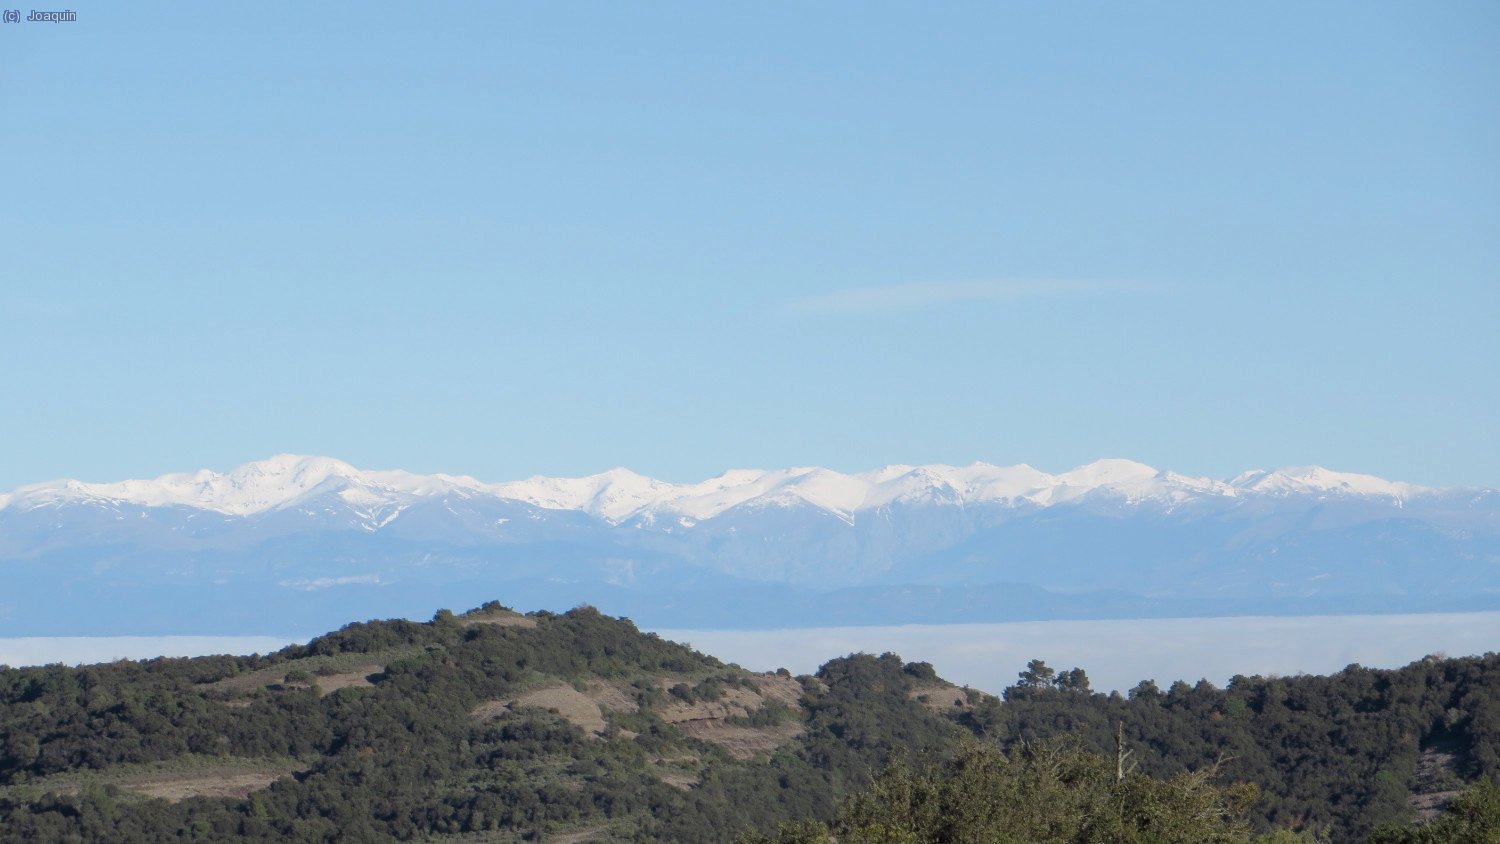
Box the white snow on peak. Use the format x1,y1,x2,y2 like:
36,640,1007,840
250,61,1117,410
1229,466,1426,500
0,455,1448,521
1057,458,1159,487
3,454,489,517
490,468,678,523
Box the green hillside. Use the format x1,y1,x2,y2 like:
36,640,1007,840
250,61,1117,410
1,602,1495,842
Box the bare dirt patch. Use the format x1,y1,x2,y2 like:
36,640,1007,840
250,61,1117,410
122,767,290,802
656,684,765,724
910,682,970,715
749,673,804,708
676,721,803,760
199,648,420,698
1410,742,1464,819
471,699,512,722
518,685,607,734
315,664,384,697
654,767,700,791
1410,787,1461,820
473,684,607,735
582,680,638,713
203,667,295,696
646,674,806,759
0,756,302,806
459,610,537,628
649,755,702,791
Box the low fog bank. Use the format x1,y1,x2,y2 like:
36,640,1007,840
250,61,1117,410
0,636,300,668
4,614,1496,694
656,612,1500,694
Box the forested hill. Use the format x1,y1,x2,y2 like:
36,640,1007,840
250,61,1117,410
0,603,1496,842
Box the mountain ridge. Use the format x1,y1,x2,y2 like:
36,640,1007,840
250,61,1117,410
2,455,1495,636
0,454,1461,523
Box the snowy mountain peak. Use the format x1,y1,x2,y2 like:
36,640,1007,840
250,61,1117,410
4,454,365,516
0,456,1458,521
1054,458,1159,488
1230,469,1269,487
1231,466,1426,500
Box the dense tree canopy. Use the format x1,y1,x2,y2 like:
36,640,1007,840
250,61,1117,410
0,602,1495,842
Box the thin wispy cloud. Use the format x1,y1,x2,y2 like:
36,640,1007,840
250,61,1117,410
786,279,1140,316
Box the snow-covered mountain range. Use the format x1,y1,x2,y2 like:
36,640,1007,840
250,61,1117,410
1,456,1495,636
0,454,1439,522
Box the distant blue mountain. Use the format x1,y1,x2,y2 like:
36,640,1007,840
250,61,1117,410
1,455,1495,635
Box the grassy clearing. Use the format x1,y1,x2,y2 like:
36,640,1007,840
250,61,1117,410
512,685,608,734
472,681,616,736
457,608,538,629
0,754,304,804
909,680,974,716
677,721,804,761
199,647,424,697
648,753,703,791
313,663,385,697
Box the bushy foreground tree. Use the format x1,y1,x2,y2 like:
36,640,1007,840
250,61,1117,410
740,738,1261,844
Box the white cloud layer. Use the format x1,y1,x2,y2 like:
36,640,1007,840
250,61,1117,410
0,636,298,668
657,612,1500,694
6,614,1494,695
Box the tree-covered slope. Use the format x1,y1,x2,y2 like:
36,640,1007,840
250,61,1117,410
0,603,965,842
0,602,1495,842
970,653,1500,841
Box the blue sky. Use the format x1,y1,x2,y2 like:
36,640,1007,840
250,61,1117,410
2,2,1496,489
